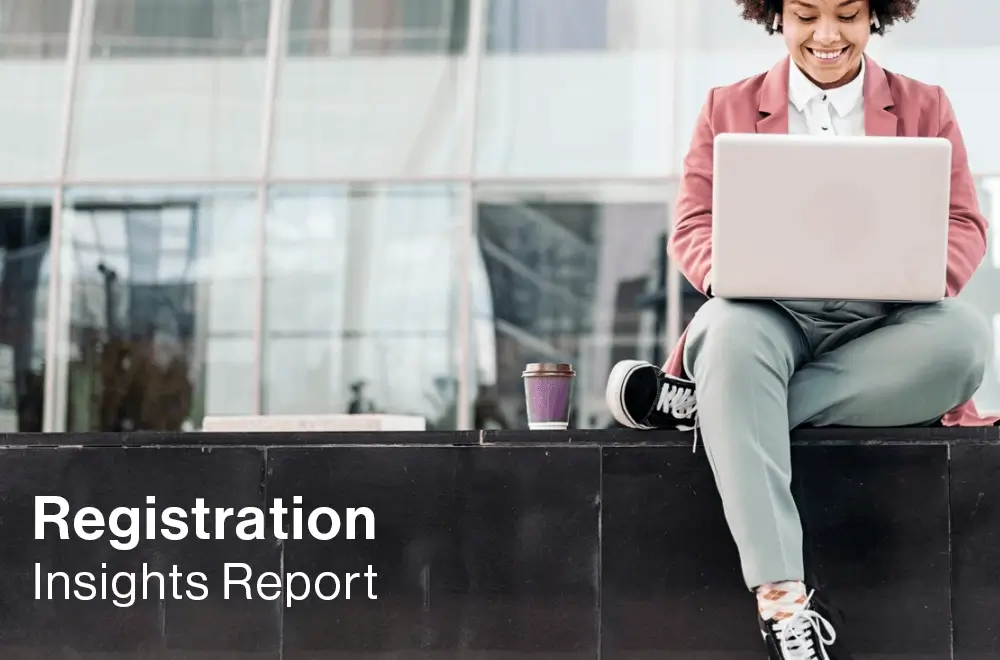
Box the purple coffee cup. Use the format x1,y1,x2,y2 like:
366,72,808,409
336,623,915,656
522,363,575,430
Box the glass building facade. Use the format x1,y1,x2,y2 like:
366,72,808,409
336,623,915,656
0,0,997,433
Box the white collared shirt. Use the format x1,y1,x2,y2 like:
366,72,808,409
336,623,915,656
788,57,865,136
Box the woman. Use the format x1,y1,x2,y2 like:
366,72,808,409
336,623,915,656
604,1,997,658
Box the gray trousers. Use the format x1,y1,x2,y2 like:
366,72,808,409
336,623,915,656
682,297,993,589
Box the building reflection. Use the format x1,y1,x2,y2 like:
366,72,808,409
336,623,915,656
0,197,50,431
472,189,672,430
53,189,257,432
1,179,991,434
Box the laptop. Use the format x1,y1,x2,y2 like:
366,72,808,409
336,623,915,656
710,133,952,302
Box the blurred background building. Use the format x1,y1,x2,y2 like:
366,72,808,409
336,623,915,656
0,0,996,432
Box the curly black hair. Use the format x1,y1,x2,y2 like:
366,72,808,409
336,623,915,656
735,0,919,36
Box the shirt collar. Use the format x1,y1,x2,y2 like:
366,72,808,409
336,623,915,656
788,56,864,118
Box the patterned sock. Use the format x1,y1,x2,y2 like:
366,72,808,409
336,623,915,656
757,580,808,622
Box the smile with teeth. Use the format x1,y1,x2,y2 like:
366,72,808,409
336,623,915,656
809,47,847,61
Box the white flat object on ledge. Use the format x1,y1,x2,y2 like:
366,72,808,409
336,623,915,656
201,414,426,432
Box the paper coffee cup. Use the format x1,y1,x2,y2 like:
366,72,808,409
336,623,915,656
522,363,575,430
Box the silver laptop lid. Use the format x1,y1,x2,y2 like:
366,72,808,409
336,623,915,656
710,133,951,302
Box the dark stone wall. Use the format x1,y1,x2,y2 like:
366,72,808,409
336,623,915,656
0,426,996,659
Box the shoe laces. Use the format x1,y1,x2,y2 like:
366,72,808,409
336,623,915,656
775,591,836,660
656,382,697,418
654,382,700,452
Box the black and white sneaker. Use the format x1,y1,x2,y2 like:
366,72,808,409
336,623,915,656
605,359,697,431
759,591,852,660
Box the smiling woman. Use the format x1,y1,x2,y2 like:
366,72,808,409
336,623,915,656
736,0,920,87
602,0,999,658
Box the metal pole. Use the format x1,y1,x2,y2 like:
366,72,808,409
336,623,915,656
455,0,486,431
42,0,92,432
252,0,290,415
666,0,686,350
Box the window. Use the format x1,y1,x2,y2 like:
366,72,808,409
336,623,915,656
0,0,73,58
287,0,468,56
90,0,270,57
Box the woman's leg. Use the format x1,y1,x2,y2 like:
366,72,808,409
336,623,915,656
788,298,992,429
683,297,992,590
683,298,813,589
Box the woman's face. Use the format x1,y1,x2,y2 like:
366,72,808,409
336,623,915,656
782,0,871,89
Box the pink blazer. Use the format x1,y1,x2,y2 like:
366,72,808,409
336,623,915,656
664,55,999,427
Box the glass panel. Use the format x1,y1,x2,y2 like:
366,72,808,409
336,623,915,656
880,0,1000,48
0,0,73,180
0,189,53,432
264,184,462,430
486,0,607,52
472,182,674,430
0,0,72,57
475,0,678,178
271,0,474,178
53,187,258,432
875,0,1000,175
67,0,269,179
675,0,786,175
90,0,270,56
966,179,1000,415
287,0,469,55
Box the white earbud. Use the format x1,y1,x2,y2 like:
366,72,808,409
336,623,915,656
871,12,880,29
772,13,780,31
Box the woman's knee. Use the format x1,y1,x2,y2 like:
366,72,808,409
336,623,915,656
912,298,993,390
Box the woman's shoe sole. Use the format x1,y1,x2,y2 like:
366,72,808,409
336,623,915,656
605,360,655,429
